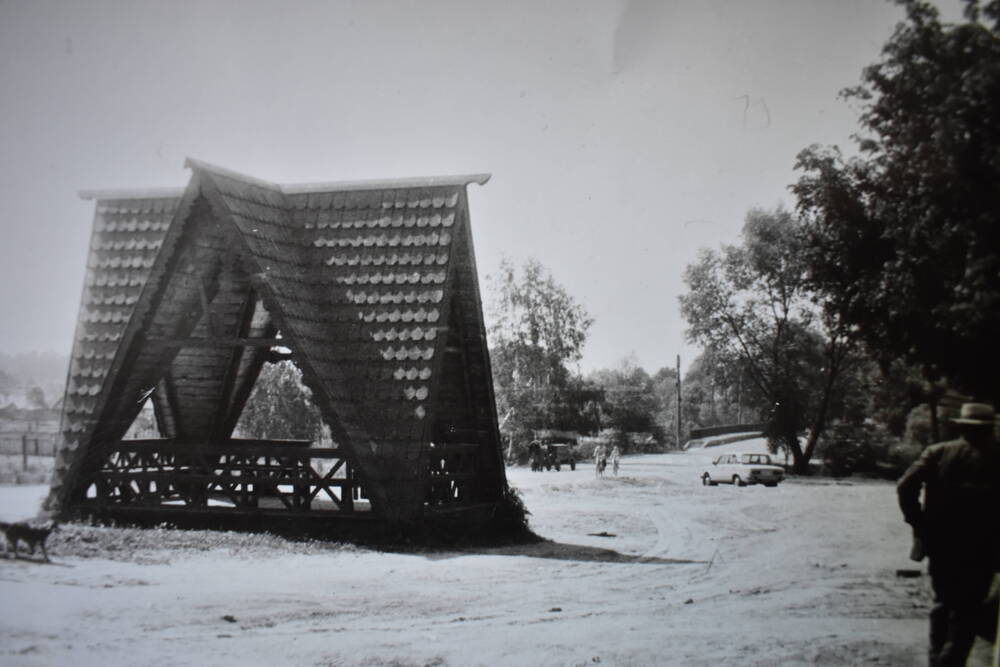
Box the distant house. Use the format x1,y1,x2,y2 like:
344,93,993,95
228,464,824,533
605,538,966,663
0,402,61,456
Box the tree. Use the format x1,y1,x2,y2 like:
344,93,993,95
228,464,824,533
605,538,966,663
680,207,856,473
486,258,594,460
860,358,949,442
587,355,664,452
26,386,47,409
488,258,592,385
793,0,1000,404
235,361,324,442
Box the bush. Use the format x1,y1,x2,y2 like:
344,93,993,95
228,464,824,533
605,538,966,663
628,432,662,453
575,436,607,461
886,440,923,476
817,423,897,477
599,428,628,453
904,404,935,448
503,434,531,465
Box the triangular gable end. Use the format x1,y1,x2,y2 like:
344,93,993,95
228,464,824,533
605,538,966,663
51,161,509,530
50,179,205,510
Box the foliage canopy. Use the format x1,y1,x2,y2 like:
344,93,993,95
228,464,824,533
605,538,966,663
793,0,1000,404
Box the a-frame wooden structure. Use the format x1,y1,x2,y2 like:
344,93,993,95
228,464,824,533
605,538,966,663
49,160,509,531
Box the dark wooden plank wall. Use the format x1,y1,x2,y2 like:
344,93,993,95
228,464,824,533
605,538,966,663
430,201,505,505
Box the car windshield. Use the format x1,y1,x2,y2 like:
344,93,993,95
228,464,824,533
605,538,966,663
740,454,772,465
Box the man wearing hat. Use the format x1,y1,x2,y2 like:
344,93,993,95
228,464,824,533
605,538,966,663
897,402,1000,666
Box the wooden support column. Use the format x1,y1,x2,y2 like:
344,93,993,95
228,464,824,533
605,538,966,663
211,289,257,442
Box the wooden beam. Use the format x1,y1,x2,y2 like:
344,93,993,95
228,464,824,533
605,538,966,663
160,371,184,440
194,270,218,337
145,337,286,349
211,287,256,441
220,314,278,438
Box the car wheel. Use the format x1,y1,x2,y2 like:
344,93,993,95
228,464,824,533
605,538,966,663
570,461,576,471
555,463,561,471
734,475,746,487
702,473,710,486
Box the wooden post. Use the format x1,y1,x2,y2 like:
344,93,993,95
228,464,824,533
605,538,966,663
737,372,743,424
676,355,682,450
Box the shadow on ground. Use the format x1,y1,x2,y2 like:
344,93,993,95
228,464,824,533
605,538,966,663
422,540,707,565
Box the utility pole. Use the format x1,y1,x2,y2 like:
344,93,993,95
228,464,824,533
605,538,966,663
737,371,743,424
676,355,682,450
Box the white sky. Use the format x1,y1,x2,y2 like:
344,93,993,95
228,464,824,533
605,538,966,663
0,0,963,375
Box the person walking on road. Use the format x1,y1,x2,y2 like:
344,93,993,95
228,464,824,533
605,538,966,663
610,445,621,476
594,442,608,478
897,402,1000,666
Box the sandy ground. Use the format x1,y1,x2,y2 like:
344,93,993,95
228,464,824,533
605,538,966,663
0,442,995,667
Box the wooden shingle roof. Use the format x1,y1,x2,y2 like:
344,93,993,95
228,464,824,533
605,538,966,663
51,161,505,523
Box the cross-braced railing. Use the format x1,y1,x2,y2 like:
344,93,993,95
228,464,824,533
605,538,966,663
87,438,367,514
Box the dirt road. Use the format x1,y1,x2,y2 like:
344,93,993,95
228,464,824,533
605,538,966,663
0,448,991,666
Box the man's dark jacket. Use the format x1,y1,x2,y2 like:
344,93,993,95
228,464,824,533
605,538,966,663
897,436,999,569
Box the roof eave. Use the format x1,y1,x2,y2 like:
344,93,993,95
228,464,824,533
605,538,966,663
280,173,491,194
78,171,491,201
78,187,186,201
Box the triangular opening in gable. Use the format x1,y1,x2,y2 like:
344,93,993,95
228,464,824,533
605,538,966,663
228,348,355,508
122,392,166,439
232,353,330,445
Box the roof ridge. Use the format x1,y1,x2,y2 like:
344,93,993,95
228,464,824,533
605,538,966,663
184,158,284,191
78,165,492,201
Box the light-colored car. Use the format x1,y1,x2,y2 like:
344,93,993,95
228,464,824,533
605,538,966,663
701,453,784,487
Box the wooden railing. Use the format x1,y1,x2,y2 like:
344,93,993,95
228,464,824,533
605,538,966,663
88,438,367,515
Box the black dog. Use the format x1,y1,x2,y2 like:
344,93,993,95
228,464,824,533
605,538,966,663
0,520,58,562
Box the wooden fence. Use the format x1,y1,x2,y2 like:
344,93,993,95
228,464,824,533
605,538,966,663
0,433,60,457
82,438,368,517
